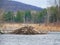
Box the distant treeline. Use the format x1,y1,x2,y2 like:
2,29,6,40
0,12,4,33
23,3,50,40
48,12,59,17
0,6,60,23
1,9,47,23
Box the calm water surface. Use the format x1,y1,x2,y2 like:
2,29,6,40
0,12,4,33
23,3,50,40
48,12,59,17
0,33,60,45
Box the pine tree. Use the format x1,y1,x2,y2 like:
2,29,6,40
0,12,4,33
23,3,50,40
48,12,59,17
16,11,24,23
25,11,32,23
3,11,14,22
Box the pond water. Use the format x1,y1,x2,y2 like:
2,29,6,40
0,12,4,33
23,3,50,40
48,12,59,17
0,33,60,45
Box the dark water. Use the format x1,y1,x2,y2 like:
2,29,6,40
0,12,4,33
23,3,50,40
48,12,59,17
0,33,60,45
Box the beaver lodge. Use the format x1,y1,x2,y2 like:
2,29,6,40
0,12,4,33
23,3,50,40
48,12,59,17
10,26,47,35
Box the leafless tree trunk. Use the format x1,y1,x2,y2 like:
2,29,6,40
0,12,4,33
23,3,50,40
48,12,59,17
46,7,51,25
56,0,60,24
0,9,4,23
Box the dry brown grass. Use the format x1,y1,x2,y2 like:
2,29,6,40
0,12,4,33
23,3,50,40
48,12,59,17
0,23,60,33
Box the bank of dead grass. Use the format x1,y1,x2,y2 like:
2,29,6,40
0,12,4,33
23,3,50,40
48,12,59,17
0,23,60,33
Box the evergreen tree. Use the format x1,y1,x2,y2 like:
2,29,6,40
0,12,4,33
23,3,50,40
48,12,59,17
3,11,14,22
25,11,32,23
37,9,47,23
15,11,24,22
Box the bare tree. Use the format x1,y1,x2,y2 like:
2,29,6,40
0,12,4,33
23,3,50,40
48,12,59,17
56,0,60,24
46,0,52,25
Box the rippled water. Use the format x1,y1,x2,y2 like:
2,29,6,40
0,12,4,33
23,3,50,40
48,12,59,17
0,33,60,45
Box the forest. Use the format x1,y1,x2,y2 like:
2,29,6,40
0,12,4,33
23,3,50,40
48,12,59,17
0,6,60,24
0,0,60,24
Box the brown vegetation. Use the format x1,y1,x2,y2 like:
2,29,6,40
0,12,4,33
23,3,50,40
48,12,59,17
0,23,60,34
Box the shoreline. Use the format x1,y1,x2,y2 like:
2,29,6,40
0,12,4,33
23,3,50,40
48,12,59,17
0,23,60,34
